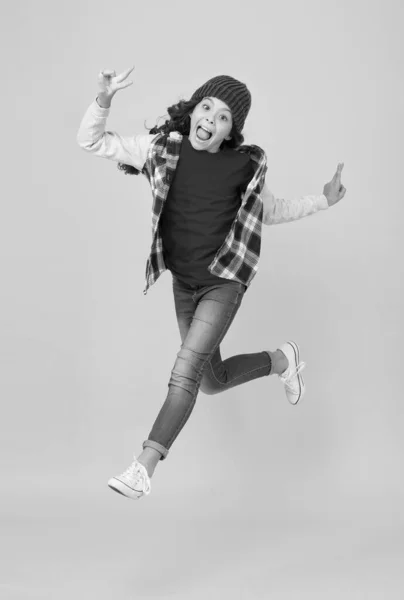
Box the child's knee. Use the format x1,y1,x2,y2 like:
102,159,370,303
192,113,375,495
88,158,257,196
199,375,221,395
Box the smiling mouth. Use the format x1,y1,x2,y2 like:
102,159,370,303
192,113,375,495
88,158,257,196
196,126,212,141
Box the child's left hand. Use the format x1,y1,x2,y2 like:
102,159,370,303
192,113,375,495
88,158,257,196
323,163,346,207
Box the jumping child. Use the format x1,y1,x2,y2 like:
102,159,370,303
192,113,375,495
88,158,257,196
77,66,346,500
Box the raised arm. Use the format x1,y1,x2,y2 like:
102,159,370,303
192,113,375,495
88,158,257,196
262,163,346,225
261,184,328,225
76,67,157,170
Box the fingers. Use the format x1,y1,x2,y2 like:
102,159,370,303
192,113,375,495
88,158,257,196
116,66,135,83
99,67,134,83
117,80,134,91
101,69,116,77
98,67,134,94
333,162,344,181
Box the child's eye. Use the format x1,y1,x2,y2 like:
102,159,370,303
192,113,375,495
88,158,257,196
220,115,228,121
202,104,210,110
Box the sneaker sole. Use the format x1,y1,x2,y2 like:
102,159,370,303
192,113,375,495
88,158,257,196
108,477,144,500
286,340,305,405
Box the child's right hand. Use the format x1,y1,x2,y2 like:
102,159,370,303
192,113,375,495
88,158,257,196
97,66,135,100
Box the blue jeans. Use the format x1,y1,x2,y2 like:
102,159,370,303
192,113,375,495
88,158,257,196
142,275,272,460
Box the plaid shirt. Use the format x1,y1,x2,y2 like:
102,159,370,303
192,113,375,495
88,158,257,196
141,131,268,295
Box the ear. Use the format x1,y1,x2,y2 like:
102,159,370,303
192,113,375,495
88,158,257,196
225,135,232,141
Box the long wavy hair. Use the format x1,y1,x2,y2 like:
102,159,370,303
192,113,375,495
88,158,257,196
117,98,245,176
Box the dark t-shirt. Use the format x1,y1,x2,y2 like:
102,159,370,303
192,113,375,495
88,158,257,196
159,136,254,287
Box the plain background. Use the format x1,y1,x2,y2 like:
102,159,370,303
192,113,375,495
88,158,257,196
2,0,403,598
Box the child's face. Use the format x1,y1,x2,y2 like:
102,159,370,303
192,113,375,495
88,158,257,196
188,97,233,153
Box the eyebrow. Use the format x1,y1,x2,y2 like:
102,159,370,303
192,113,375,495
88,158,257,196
204,97,232,114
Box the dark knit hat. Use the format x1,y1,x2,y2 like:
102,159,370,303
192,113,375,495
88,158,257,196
190,75,251,133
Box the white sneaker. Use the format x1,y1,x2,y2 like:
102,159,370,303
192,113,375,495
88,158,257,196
278,341,306,405
108,456,151,500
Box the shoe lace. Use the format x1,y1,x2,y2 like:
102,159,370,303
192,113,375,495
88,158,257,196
122,458,151,495
280,361,306,392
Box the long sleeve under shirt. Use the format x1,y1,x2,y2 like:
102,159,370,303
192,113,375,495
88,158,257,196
77,99,330,293
160,136,254,287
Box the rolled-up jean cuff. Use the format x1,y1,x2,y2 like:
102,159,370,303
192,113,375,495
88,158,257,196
142,439,169,460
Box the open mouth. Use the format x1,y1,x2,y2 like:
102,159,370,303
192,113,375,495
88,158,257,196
196,126,213,141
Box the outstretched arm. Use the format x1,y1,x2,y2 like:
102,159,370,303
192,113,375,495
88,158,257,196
262,163,346,225
76,66,157,170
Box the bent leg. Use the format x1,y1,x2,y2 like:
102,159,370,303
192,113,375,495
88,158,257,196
143,280,245,459
170,277,272,396
200,345,271,395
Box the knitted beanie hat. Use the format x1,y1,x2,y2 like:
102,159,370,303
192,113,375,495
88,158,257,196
190,75,252,133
